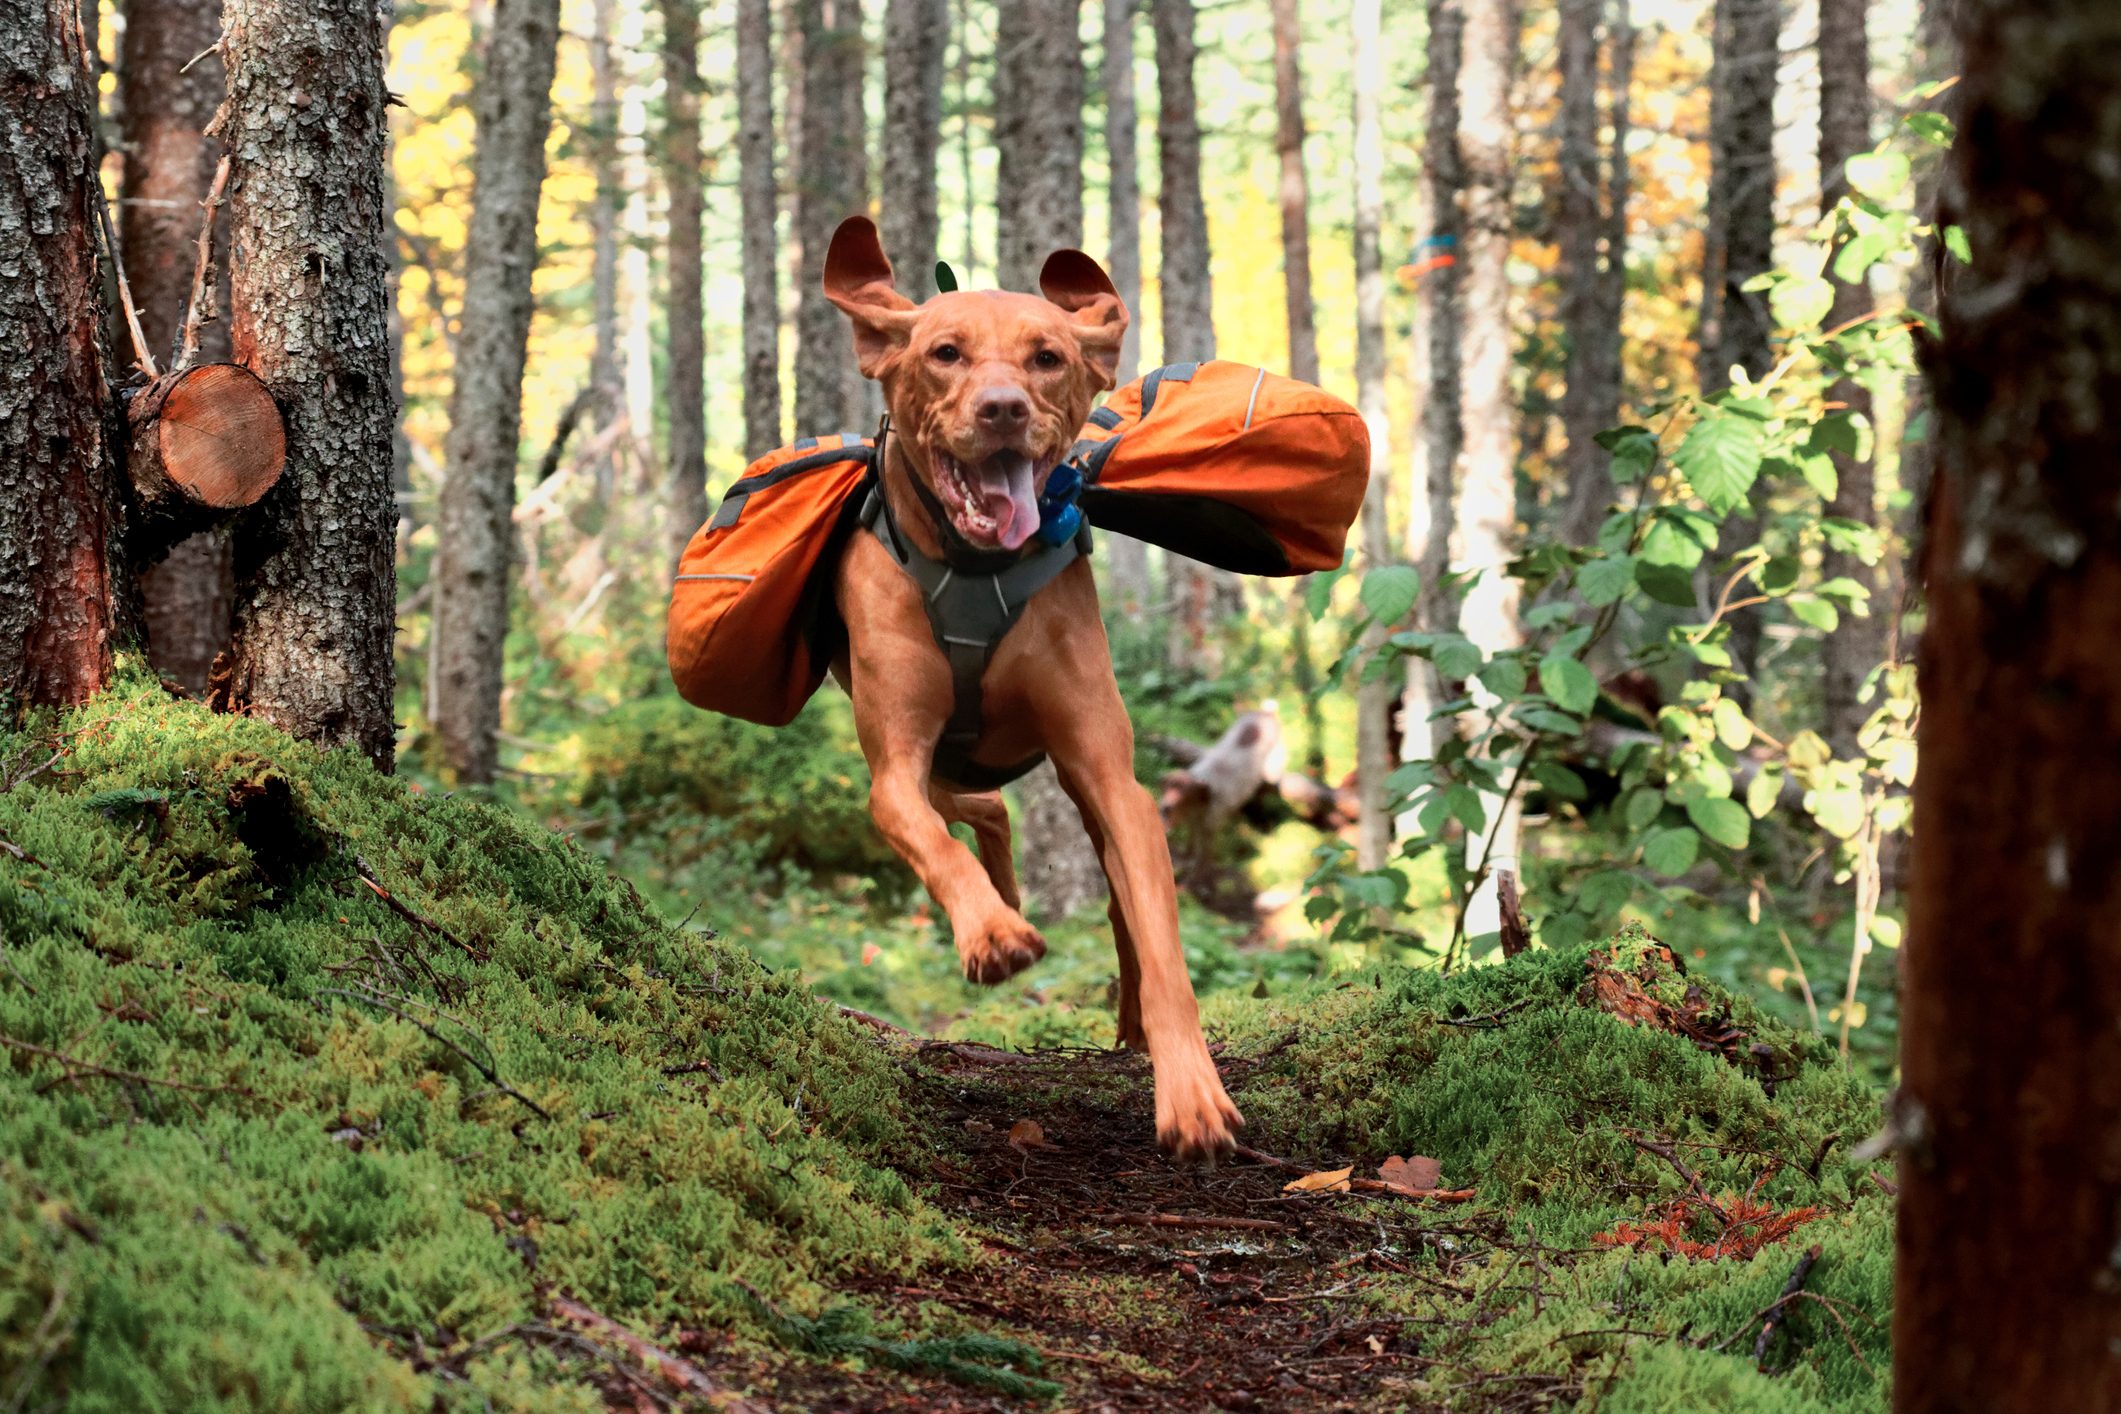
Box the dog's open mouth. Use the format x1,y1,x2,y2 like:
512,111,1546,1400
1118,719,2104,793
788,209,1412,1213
932,448,1047,551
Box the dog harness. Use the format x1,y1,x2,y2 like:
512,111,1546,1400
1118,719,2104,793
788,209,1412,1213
860,428,1091,792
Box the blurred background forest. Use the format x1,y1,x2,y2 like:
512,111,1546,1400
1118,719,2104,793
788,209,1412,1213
102,0,1949,1085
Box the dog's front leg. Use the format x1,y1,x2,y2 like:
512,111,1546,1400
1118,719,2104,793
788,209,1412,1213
867,762,1046,984
1052,735,1243,1161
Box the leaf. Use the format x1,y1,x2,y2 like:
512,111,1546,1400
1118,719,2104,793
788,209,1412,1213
1808,412,1862,459
1642,826,1701,877
1770,275,1835,331
1795,453,1838,501
1577,554,1635,606
1476,655,1528,701
1944,224,1971,265
1007,1120,1055,1152
1903,110,1954,147
1845,150,1911,201
1306,558,1351,620
1623,787,1665,831
1596,425,1660,483
1790,596,1840,632
1360,565,1421,625
1686,796,1752,850
1675,414,1766,515
1516,706,1583,735
1746,763,1785,818
1711,698,1752,751
1377,1155,1443,1195
1635,560,1700,609
1541,655,1599,716
1431,635,1484,681
1810,787,1867,840
1532,762,1590,802
1787,730,1833,770
1284,1166,1354,1194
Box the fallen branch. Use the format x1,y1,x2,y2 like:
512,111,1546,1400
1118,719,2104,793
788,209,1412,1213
354,857,488,961
550,1294,770,1413
177,153,232,371
0,1032,242,1099
1350,1179,1477,1203
319,986,550,1121
1103,1211,1288,1234
1753,1242,1824,1371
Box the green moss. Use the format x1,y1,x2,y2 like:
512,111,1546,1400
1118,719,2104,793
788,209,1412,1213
0,671,956,1409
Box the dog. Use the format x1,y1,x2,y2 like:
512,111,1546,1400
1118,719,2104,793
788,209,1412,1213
819,216,1243,1161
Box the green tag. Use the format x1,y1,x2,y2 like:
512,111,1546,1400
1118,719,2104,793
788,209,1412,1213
934,261,958,293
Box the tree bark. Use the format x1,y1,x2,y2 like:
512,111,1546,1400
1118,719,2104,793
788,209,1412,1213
1453,0,1523,942
662,0,707,560
1817,0,1883,756
1403,0,1464,773
882,0,948,299
1697,0,1779,697
0,0,127,708
430,0,562,783
1895,4,2121,1405
1556,0,1630,547
587,0,623,496
737,0,783,459
1271,0,1318,388
122,0,234,694
1352,0,1394,871
794,0,869,436
996,0,1085,290
1101,0,1150,614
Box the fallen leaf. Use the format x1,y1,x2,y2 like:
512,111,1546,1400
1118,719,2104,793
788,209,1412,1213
1283,1166,1353,1194
1366,1333,1387,1355
859,942,882,966
1378,1154,1443,1194
1007,1119,1054,1151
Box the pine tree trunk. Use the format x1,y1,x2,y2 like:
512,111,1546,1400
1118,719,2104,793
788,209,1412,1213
794,0,868,436
1817,0,1882,756
215,0,399,766
662,0,707,560
1453,0,1523,942
123,0,234,695
737,0,783,458
1698,0,1778,698
430,0,562,783
1403,0,1464,771
588,0,623,496
882,0,947,298
1352,0,1394,871
996,0,1085,290
1152,0,1234,670
1895,4,2121,1403
1101,0,1150,614
1271,0,1318,388
1556,0,1628,547
0,0,127,708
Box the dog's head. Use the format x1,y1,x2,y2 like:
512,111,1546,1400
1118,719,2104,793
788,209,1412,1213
824,217,1129,552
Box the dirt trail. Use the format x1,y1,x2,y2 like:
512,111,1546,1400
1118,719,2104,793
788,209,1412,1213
751,1040,1503,1414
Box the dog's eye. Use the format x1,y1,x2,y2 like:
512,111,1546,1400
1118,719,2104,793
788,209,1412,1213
1032,349,1063,370
932,344,961,364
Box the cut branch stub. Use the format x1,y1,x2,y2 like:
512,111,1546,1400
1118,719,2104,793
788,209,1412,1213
126,362,286,556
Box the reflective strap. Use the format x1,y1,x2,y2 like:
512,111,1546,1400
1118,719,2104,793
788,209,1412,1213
1242,366,1267,430
674,572,758,583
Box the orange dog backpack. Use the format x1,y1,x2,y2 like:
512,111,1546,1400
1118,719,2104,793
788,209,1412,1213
666,362,1368,726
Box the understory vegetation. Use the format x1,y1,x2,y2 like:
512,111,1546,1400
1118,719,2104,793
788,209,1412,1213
2,676,1891,1410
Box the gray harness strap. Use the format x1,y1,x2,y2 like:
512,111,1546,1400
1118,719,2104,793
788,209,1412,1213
860,482,1088,791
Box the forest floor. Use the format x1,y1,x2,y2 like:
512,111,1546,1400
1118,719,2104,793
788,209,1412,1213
1,674,1895,1413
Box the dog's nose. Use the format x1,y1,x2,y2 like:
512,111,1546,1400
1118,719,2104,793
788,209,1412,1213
974,387,1032,429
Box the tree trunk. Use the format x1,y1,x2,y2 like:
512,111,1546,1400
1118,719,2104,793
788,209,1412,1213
430,0,562,783
1152,0,1234,670
1351,0,1394,871
1817,0,1883,756
662,0,707,560
1453,0,1523,943
1895,4,2121,1404
588,0,623,496
1403,0,1464,773
0,0,127,708
1271,0,1318,388
996,0,1085,290
882,0,948,298
737,0,783,459
794,0,869,436
122,0,234,695
1556,0,1629,547
213,0,399,767
1017,760,1109,922
1697,0,1779,697
1101,0,1150,615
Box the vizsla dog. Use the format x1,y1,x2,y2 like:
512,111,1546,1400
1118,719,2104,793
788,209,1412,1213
820,216,1243,1161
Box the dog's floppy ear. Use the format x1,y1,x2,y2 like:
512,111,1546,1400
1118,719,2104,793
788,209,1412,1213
824,216,918,378
1039,249,1130,390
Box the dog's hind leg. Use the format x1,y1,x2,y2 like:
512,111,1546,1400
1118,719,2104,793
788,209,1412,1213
868,764,1044,984
931,787,1020,911
1057,780,1146,1052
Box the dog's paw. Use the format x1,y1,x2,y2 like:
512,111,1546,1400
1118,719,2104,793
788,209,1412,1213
955,910,1046,985
1154,1057,1245,1164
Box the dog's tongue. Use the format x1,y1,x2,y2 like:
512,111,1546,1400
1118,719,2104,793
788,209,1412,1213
975,451,1040,550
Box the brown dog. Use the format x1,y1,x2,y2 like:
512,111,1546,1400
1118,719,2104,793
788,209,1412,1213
820,216,1242,1161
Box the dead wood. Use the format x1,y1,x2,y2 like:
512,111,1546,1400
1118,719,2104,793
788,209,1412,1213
126,363,286,556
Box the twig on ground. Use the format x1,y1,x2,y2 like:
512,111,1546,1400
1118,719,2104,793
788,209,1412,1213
1752,1242,1824,1370
1102,1211,1287,1234
1437,997,1536,1029
1624,1134,1727,1220
0,1032,241,1099
837,1004,912,1037
319,986,549,1121
353,856,487,961
550,1294,770,1413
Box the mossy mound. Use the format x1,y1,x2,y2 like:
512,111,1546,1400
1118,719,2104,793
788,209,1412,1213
0,673,956,1411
